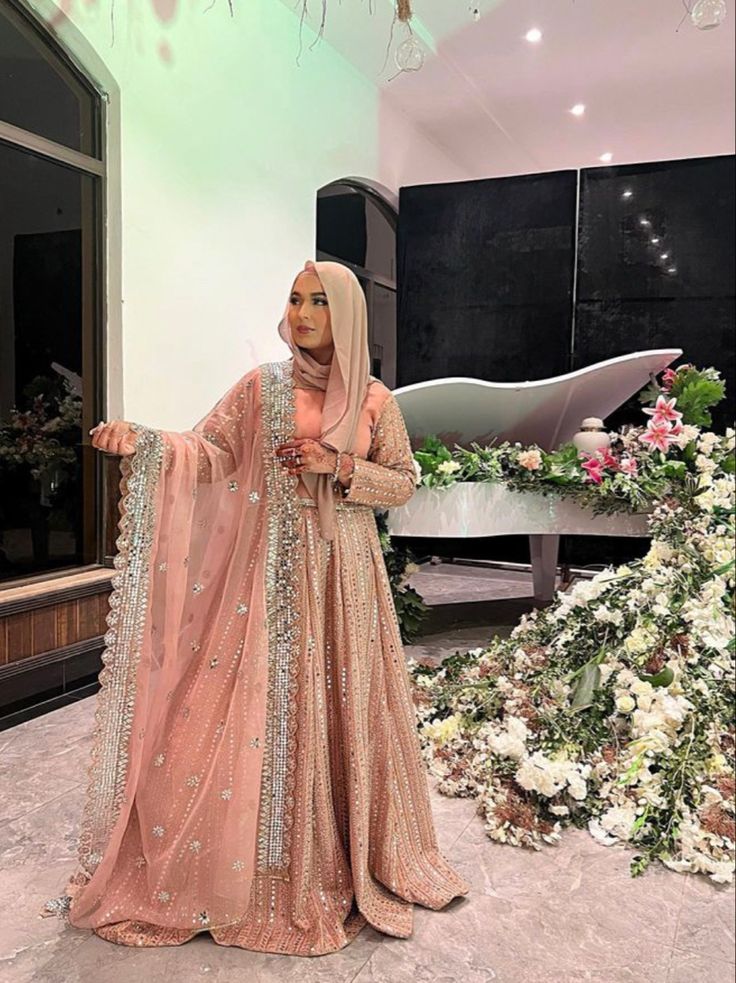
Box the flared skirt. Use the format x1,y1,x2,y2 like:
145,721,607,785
93,498,469,955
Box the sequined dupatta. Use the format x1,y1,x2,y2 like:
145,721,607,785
44,360,305,930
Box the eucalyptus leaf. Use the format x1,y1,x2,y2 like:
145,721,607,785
571,663,601,710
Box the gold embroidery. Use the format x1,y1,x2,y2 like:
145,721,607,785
257,360,302,876
342,394,416,509
76,427,164,881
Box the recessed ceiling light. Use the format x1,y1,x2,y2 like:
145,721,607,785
651,237,661,244
622,189,634,199
599,152,613,163
667,266,677,274
570,103,586,116
660,252,670,260
525,28,543,43
639,218,651,227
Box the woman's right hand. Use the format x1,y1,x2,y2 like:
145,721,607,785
89,420,139,456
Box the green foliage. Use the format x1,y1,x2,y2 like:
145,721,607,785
669,366,725,425
376,510,430,643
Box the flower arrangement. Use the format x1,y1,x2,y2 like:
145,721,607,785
406,414,735,881
412,365,731,517
0,375,81,481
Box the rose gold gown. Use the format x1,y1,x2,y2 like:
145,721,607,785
80,377,470,955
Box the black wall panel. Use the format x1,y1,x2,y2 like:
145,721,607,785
575,155,735,430
397,171,577,386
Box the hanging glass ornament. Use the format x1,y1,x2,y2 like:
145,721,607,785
396,0,413,22
690,0,728,30
395,35,425,72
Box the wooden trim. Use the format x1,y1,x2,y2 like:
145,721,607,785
0,634,104,680
0,569,113,617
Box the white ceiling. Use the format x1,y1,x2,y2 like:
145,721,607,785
279,0,736,178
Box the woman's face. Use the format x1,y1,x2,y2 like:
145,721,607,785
287,271,333,352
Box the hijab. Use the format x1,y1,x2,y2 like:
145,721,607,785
277,259,371,541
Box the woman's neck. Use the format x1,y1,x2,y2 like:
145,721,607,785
307,343,334,366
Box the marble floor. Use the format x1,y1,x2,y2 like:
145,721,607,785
1,563,733,982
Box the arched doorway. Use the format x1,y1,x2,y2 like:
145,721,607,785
316,178,398,388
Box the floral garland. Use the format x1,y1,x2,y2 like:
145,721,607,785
406,411,735,881
412,365,732,516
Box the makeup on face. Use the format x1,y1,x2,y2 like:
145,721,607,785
287,274,332,350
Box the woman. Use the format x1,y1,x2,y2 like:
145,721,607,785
41,260,469,955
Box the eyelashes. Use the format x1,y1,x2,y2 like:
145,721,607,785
289,296,329,306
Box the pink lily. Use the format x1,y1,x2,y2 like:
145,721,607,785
639,419,676,453
579,453,605,484
661,368,678,391
619,456,639,475
643,395,683,425
598,447,619,471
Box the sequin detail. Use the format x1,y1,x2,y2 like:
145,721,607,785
341,394,416,509
75,427,164,878
257,359,302,876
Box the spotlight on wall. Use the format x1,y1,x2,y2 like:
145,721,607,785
599,152,613,163
525,27,543,43
570,103,586,116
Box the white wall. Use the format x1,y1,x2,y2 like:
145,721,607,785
23,0,469,430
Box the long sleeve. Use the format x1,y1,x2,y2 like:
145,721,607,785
341,392,417,509
160,368,258,484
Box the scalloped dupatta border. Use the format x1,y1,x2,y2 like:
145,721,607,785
41,427,165,918
256,359,303,879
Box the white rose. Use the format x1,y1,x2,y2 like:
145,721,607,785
615,694,636,714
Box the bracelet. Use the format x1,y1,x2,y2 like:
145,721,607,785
331,450,343,484
331,450,354,486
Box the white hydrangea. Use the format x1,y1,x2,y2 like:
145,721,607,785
421,713,463,745
515,751,589,801
697,432,720,455
673,424,700,450
624,626,657,655
593,606,624,626
485,716,529,762
589,801,639,843
695,454,718,475
643,540,674,570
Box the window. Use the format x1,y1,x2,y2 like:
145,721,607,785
316,179,398,387
0,0,104,585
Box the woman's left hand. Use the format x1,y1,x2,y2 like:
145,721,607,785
275,439,337,476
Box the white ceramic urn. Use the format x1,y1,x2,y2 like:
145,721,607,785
571,417,611,454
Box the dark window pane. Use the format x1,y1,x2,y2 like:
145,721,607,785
0,2,100,157
317,184,396,280
368,283,396,388
0,141,100,582
397,171,577,386
576,155,735,430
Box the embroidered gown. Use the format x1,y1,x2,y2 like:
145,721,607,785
51,361,470,955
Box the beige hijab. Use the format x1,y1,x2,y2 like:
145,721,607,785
277,259,371,541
